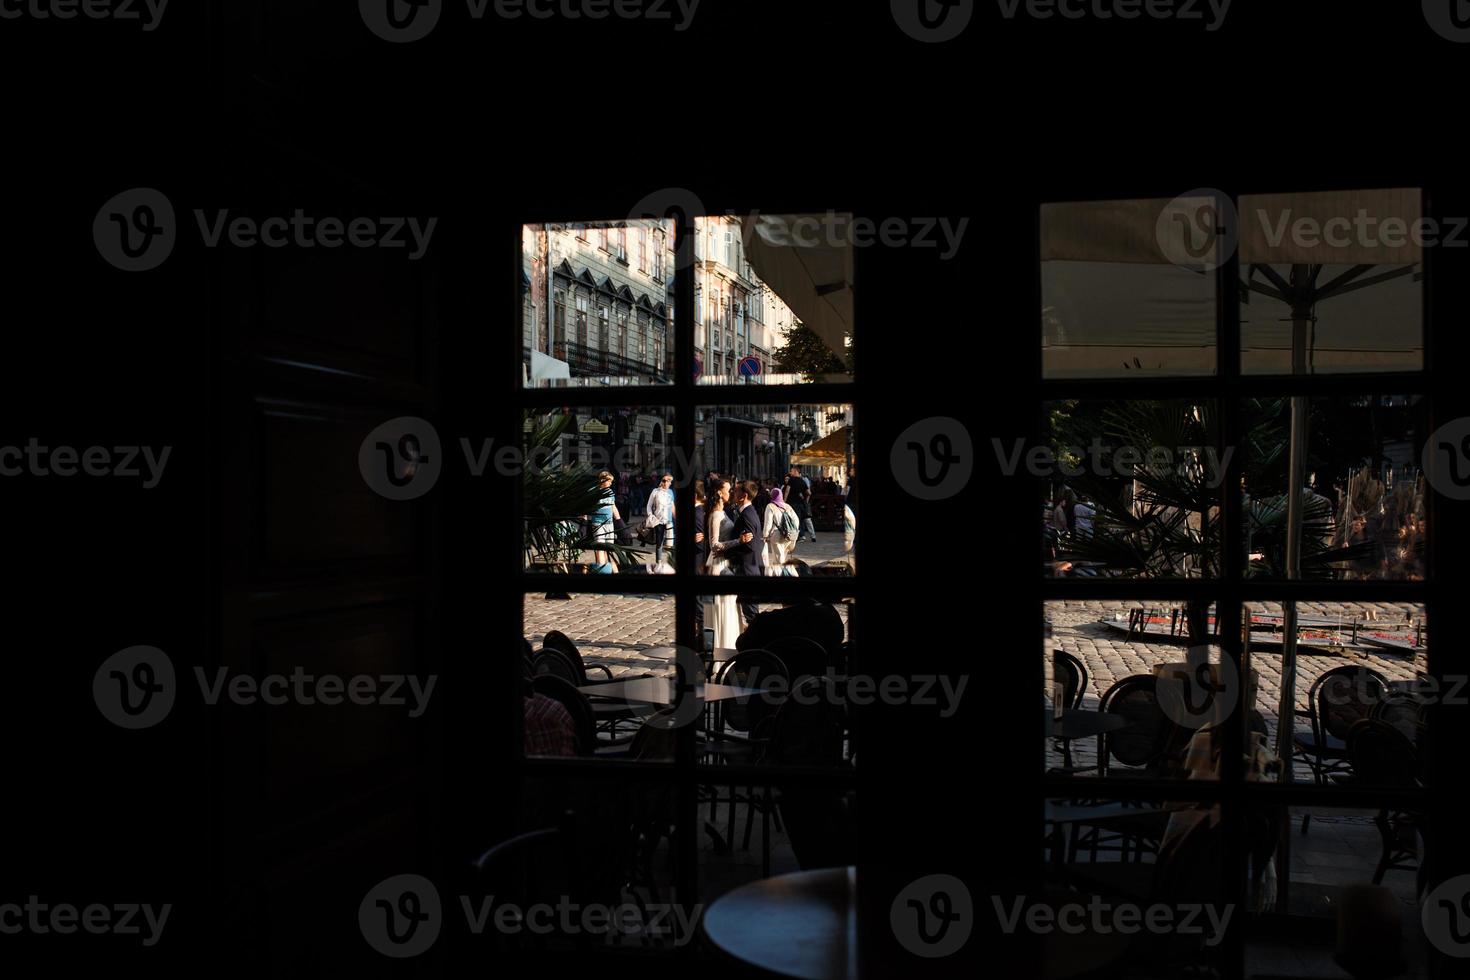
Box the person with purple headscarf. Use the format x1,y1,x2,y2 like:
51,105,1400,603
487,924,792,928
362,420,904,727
762,485,800,575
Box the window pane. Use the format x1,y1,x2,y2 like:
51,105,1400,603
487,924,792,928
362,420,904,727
521,405,676,574
1041,198,1217,378
695,403,854,578
1044,600,1225,781
1245,600,1428,787
1245,807,1429,975
698,598,854,775
522,220,674,387
1039,793,1242,974
695,215,853,386
1043,399,1222,579
521,592,676,762
1240,395,1426,581
1240,189,1424,374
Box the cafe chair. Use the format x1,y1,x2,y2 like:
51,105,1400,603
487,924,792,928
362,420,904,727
540,629,617,682
1342,718,1423,888
1069,675,1176,862
701,650,790,857
764,675,852,874
1048,650,1090,772
1293,665,1387,835
759,634,828,684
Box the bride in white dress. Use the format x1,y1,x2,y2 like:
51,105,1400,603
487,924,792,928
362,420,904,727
704,478,741,651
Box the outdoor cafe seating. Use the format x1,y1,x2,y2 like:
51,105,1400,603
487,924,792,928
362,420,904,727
513,604,856,886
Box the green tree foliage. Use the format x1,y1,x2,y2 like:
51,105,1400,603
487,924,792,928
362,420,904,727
773,325,851,383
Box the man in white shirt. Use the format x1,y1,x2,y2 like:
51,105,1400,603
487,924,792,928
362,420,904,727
647,472,676,567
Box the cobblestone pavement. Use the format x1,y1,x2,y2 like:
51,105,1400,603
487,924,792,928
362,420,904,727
526,593,1424,780
523,593,851,679
1046,600,1426,777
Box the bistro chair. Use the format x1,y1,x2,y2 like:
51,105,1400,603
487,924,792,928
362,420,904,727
471,817,581,946
701,650,790,856
760,634,829,683
1342,718,1423,888
541,629,617,682
759,675,852,874
471,811,635,954
531,648,643,737
1370,691,1427,748
1069,674,1176,862
1293,665,1387,834
1097,674,1175,778
1047,650,1089,772
710,649,791,749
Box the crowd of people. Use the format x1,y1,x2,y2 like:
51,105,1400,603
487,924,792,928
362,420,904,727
582,464,857,640
1042,487,1096,572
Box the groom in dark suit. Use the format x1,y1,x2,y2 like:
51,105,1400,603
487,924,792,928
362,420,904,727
722,480,766,627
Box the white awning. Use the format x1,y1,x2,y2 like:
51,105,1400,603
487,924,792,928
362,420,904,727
529,349,570,384
741,214,853,363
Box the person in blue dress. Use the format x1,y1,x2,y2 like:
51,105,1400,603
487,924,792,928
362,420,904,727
587,470,620,573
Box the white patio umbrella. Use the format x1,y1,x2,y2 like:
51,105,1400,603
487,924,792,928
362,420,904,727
1041,189,1425,823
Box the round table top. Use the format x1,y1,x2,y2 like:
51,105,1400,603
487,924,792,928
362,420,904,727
1044,708,1132,740
701,866,857,980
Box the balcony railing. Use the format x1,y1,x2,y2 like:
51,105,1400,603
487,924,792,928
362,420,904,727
553,340,667,382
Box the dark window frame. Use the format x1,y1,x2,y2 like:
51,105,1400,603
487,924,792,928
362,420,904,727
513,212,859,903
1036,184,1447,967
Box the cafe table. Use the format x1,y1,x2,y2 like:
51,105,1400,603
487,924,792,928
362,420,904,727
701,866,857,980
576,676,765,705
1043,708,1131,741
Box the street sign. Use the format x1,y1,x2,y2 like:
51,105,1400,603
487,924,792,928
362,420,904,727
581,419,609,434
738,355,761,378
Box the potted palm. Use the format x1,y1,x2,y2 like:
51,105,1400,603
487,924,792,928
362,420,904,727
1052,399,1375,648
522,411,649,572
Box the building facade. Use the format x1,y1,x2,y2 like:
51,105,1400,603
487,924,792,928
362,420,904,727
521,217,847,484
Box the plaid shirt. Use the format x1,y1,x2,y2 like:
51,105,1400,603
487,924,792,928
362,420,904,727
523,694,578,757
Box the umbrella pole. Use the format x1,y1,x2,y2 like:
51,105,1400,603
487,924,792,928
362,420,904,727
1274,269,1312,908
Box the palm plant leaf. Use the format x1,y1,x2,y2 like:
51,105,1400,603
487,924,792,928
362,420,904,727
521,410,650,568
